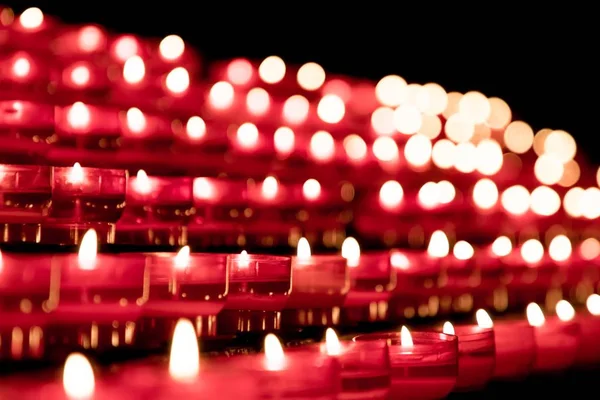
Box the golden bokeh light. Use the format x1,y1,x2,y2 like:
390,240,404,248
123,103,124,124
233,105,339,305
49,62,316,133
486,97,512,130
503,121,534,154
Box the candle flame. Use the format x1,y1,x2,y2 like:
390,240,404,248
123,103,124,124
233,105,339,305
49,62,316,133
261,176,278,200
442,321,455,335
587,294,600,316
390,251,410,270
555,300,575,322
548,235,572,262
68,162,85,184
174,246,190,270
491,236,512,257
264,333,286,371
521,239,544,264
63,353,95,399
325,328,341,356
126,107,146,133
427,230,449,258
476,309,494,328
78,229,98,270
169,318,200,381
296,237,311,261
133,169,152,195
193,178,215,200
526,303,545,327
453,240,474,260
341,237,360,267
400,326,413,348
238,250,250,268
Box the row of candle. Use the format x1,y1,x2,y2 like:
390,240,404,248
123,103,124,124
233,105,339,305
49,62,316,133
2,227,600,358
3,299,600,400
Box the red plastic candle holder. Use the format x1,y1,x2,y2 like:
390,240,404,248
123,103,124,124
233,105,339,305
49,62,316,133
344,252,396,323
0,253,52,360
493,319,535,380
142,252,228,341
219,253,291,334
54,103,120,148
575,312,600,366
0,164,51,223
48,253,147,351
446,325,495,391
501,253,558,310
532,316,580,373
355,331,458,400
282,255,348,327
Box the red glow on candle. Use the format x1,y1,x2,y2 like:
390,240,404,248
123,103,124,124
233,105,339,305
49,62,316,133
78,229,98,270
18,7,43,31
317,94,345,124
302,179,321,201
169,318,200,381
322,79,351,103
63,353,95,399
78,25,104,52
67,102,91,130
226,59,253,85
209,81,234,109
246,87,270,116
236,122,259,149
310,130,335,162
159,35,185,61
123,55,145,85
379,180,403,210
185,116,206,140
67,162,85,184
165,67,190,95
273,127,295,156
282,95,309,125
258,56,286,84
113,35,139,62
126,107,147,134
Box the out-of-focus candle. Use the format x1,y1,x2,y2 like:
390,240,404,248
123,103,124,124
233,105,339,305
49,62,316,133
575,294,600,366
440,311,495,391
0,164,51,225
527,301,580,373
322,328,390,400
355,326,458,400
491,312,535,380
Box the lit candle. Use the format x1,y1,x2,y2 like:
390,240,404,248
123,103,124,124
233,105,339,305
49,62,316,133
0,164,51,226
527,301,580,373
340,237,396,323
440,310,495,391
283,237,348,327
355,326,458,400
323,328,390,400
575,294,600,366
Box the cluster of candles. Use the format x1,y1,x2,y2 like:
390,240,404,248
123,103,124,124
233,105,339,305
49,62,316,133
1,5,600,397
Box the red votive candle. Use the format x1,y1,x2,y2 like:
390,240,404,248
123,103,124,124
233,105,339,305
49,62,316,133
54,103,121,148
51,24,108,57
223,333,340,400
492,319,535,380
323,328,391,400
575,294,600,366
0,100,54,142
0,252,51,360
283,237,348,327
0,164,51,224
440,319,495,391
219,252,291,334
49,229,146,351
526,301,580,373
142,248,228,343
341,238,395,323
355,327,458,400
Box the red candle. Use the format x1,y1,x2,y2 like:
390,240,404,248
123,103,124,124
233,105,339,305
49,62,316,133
49,229,146,351
54,103,120,145
492,318,535,380
219,252,291,334
0,251,51,360
0,99,54,141
355,327,458,400
142,247,228,341
526,301,580,373
575,294,600,366
283,237,348,327
324,328,391,400
0,164,51,225
440,316,495,391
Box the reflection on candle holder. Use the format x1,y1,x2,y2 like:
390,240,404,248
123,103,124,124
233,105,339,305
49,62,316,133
141,250,228,343
355,330,458,400
0,253,52,360
219,253,291,334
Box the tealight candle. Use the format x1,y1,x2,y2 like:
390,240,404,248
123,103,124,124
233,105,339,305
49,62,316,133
575,294,600,366
355,326,458,400
219,252,291,334
324,328,391,400
440,310,495,391
141,247,228,343
49,229,147,351
0,164,51,225
491,314,535,380
527,301,580,373
340,237,396,323
283,237,348,327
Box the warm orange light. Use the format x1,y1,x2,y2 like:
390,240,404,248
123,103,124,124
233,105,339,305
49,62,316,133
296,236,311,258
404,134,432,167
19,7,43,30
529,186,560,216
126,107,146,133
418,182,440,209
486,97,512,130
159,35,185,61
418,115,443,139
236,123,259,149
70,65,91,86
317,94,345,124
246,87,270,116
169,318,200,381
548,235,572,262
580,238,600,260
453,142,477,173
534,154,564,185
258,56,286,84
501,185,530,215
238,250,250,268
303,179,321,200
282,95,309,125
78,26,103,53
491,236,512,257
416,83,448,116
227,59,253,85
113,36,138,62
472,179,498,210
558,160,580,187
544,130,576,163
325,328,342,356
390,252,410,270
431,139,456,169
375,75,408,107
165,67,190,94
133,169,152,195
63,353,95,399
475,139,503,176
67,102,91,130
453,241,474,260
533,128,552,156
209,81,234,109
437,181,456,204
174,246,191,270
442,321,455,335
186,116,206,140
123,55,145,84
393,104,422,135
373,136,399,162
261,176,278,200
458,91,490,124
400,326,413,348
78,229,98,270
343,134,367,162
297,62,326,91
12,57,30,78
476,309,494,328
310,131,335,161
193,178,215,200
379,180,403,210
68,162,85,185
555,300,575,322
563,187,585,217
445,113,475,143
371,107,396,136
520,239,544,264
504,121,534,154
341,237,360,267
427,230,449,258
274,127,295,156
527,303,545,327
586,294,600,316
264,334,286,371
